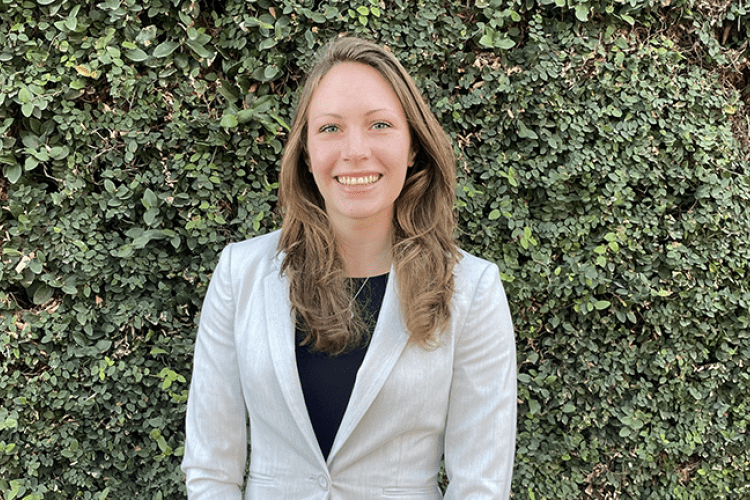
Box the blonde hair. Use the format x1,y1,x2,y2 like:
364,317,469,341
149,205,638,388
277,36,460,354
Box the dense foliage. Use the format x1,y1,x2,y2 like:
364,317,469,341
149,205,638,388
1,0,748,498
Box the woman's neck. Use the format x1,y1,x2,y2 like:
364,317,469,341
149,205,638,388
332,219,393,278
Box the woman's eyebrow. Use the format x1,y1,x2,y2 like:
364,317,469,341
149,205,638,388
311,109,394,121
311,112,343,120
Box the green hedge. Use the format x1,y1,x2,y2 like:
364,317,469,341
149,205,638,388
1,0,748,498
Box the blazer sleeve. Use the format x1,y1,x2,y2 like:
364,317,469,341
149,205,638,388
181,244,246,500
443,262,517,499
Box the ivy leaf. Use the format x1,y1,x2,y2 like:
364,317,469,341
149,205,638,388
263,66,279,81
518,120,538,140
220,113,238,128
495,37,516,50
528,399,541,415
153,41,179,58
66,18,77,31
237,109,256,124
259,37,277,51
75,65,93,77
4,164,22,184
575,4,590,22
18,87,33,103
143,188,158,209
49,146,69,160
186,39,214,59
136,25,157,46
594,300,611,310
33,284,54,305
144,209,160,227
478,28,496,49
125,48,149,62
21,103,34,117
0,118,12,135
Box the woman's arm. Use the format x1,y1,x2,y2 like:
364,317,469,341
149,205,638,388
444,262,517,499
181,244,247,500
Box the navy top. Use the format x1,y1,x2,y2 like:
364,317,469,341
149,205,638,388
295,273,389,459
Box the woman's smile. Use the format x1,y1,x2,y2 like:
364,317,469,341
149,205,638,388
336,174,382,186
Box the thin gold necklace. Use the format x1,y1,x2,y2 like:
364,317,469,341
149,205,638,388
346,248,389,317
348,276,370,319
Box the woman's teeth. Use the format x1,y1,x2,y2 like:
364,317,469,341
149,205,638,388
337,175,380,186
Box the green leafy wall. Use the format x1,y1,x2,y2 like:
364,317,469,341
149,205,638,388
1,0,748,498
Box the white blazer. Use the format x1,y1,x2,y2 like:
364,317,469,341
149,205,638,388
181,230,517,499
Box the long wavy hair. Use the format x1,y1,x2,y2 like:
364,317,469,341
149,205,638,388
277,36,460,355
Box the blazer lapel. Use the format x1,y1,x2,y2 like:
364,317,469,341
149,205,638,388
328,270,409,462
263,267,327,467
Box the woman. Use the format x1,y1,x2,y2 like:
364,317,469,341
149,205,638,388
181,36,517,499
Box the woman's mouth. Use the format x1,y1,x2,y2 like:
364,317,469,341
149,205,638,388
336,174,381,186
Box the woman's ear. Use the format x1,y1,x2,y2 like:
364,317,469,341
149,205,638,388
408,148,417,167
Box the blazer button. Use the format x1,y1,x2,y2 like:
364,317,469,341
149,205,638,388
317,474,329,489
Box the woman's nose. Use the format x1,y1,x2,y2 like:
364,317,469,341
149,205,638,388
342,128,370,162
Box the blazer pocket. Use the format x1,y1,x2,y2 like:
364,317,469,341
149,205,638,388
382,486,439,498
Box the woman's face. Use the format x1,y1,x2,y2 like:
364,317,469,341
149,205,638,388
306,62,414,231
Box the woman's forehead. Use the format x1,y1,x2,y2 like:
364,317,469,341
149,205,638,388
307,62,406,121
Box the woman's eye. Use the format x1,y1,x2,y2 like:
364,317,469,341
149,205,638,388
319,124,339,133
372,122,391,130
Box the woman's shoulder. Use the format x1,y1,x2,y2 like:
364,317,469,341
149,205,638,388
228,229,282,254
454,247,499,282
451,247,507,305
219,229,282,274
